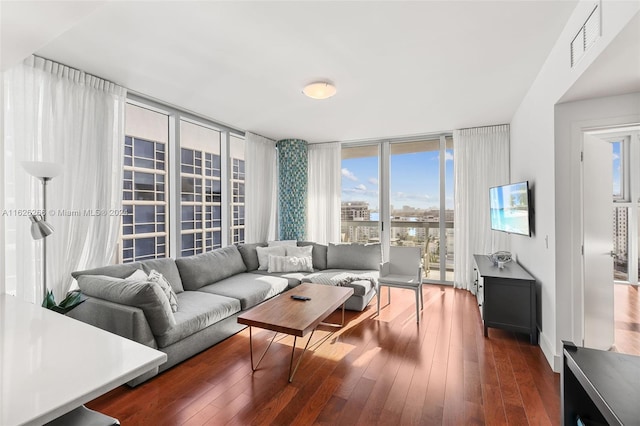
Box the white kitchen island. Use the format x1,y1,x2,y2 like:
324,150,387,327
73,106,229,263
0,294,166,426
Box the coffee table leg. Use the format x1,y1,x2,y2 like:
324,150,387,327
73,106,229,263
319,302,347,328
288,329,316,383
249,326,278,372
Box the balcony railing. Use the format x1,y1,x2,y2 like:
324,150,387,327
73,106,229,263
340,219,454,280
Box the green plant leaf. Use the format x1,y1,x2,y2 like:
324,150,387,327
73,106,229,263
42,290,56,309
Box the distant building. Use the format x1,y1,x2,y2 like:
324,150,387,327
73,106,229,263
341,201,370,221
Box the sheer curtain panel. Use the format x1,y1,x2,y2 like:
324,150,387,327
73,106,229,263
3,56,126,303
453,124,510,292
307,142,341,244
245,132,277,243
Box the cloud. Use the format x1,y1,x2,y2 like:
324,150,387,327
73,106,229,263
613,153,620,160
368,177,378,185
341,168,358,181
355,184,367,191
435,152,454,162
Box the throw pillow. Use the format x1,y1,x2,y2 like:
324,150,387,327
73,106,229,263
148,269,178,313
267,240,297,247
127,269,149,281
268,255,314,273
256,245,286,270
286,245,313,259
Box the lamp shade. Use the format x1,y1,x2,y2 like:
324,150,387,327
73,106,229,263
302,82,337,100
29,215,54,240
22,161,63,180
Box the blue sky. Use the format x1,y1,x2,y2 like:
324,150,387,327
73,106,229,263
341,149,454,210
612,141,621,197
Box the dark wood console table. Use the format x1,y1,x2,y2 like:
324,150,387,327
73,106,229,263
562,342,640,426
473,254,537,344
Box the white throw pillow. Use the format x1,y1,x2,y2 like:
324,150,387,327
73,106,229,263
267,240,297,247
256,246,287,270
126,269,149,281
286,245,313,259
148,269,178,313
268,255,314,273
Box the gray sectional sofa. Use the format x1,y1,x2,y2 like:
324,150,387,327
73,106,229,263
68,241,380,386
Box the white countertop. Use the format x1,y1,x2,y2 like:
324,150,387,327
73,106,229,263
0,294,166,426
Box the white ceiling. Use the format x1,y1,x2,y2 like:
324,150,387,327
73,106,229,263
1,1,588,142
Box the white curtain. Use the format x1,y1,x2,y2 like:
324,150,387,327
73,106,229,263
453,124,510,291
3,55,126,303
245,132,277,243
307,142,341,244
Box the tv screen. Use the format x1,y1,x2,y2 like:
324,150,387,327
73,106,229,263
489,181,531,236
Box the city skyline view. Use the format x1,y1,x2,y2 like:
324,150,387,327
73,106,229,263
341,148,455,211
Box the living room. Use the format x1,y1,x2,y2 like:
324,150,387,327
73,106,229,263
2,1,640,425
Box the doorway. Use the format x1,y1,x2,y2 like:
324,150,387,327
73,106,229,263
582,126,640,352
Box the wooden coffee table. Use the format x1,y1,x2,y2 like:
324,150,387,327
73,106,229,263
237,283,353,382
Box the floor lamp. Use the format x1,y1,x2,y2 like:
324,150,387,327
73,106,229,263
22,161,63,303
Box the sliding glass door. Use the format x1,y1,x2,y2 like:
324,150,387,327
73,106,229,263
340,136,454,284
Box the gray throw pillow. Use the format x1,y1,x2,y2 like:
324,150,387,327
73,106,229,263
77,274,176,336
175,245,247,290
327,243,382,270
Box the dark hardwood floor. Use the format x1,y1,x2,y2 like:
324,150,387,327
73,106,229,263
88,285,560,425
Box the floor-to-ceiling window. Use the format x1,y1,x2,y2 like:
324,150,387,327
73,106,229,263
179,120,222,256
120,97,244,262
389,137,454,282
341,135,454,284
230,135,246,244
122,103,169,262
340,145,380,243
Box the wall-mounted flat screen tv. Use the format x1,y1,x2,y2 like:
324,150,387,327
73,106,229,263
489,181,531,236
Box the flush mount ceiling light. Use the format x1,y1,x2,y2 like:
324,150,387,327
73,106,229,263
302,82,337,100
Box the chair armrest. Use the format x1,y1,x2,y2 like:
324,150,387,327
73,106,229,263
380,262,390,276
417,266,423,282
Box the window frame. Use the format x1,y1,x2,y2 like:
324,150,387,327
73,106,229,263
120,94,245,262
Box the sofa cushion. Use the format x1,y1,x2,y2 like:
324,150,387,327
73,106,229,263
268,240,297,247
298,241,328,270
237,242,267,272
176,246,247,290
71,262,142,280
197,273,289,310
77,274,176,335
268,255,314,273
155,291,241,348
327,243,381,270
249,270,306,288
255,246,286,271
302,269,379,296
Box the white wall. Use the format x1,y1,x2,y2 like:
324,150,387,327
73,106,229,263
1,70,5,294
510,1,640,371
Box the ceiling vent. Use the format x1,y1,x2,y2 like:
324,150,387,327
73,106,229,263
571,3,601,67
